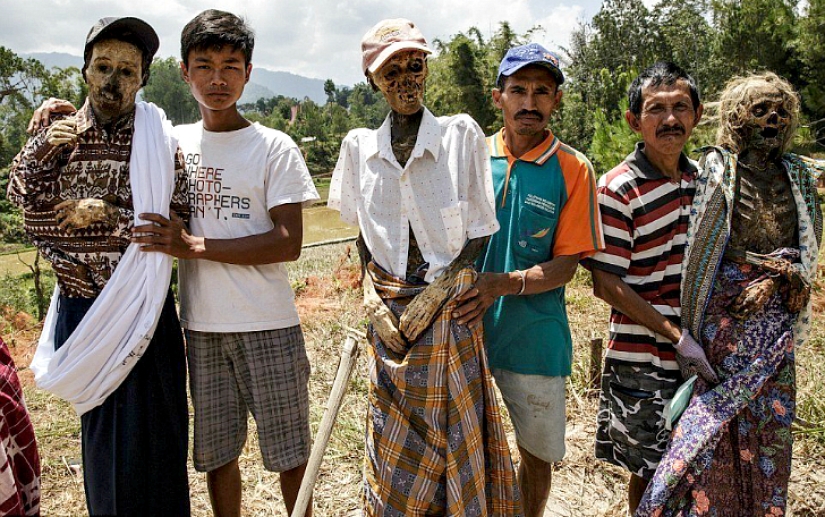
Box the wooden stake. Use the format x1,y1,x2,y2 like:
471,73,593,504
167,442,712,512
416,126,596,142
291,330,362,517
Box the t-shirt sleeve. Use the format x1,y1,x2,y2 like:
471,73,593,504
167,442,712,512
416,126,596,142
462,119,500,239
328,133,359,226
552,151,604,257
265,140,320,210
586,179,633,277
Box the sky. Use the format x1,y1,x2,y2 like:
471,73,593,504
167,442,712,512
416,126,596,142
0,0,623,86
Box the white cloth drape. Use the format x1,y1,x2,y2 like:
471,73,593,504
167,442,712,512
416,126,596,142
30,102,178,416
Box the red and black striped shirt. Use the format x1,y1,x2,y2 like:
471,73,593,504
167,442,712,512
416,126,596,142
586,143,696,375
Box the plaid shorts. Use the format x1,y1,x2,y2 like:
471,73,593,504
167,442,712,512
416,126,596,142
186,326,311,472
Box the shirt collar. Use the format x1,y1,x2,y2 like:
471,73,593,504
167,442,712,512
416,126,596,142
626,142,697,180
490,128,560,165
76,98,136,135
372,107,441,164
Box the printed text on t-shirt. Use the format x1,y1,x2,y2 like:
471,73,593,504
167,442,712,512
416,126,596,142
186,153,252,220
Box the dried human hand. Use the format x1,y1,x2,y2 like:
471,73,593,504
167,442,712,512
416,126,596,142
27,97,77,134
758,259,810,313
363,274,407,353
729,277,778,319
46,118,78,148
54,198,118,232
399,268,456,343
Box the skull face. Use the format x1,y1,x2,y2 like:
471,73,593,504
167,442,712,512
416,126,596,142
85,39,144,124
742,92,791,152
371,50,428,115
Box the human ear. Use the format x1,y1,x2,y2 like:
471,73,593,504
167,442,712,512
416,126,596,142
179,61,191,84
492,89,503,109
625,110,641,132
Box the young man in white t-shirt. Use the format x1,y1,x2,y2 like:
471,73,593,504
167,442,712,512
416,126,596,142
130,10,320,517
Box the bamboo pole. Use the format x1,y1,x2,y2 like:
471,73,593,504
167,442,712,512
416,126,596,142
291,329,363,517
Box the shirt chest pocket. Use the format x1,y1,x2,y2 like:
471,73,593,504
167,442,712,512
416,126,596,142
441,201,468,256
513,207,557,263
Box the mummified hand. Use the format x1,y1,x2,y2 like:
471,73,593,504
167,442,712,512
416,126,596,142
363,273,407,354
54,198,118,232
758,259,811,313
46,118,78,148
399,267,456,343
729,277,778,319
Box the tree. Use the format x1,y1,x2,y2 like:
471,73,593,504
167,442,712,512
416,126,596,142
710,0,800,82
142,57,200,125
795,0,825,148
651,0,722,98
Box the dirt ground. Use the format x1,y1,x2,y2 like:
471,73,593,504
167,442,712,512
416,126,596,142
3,242,824,516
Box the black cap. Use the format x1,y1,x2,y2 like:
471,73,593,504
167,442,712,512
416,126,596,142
85,17,159,58
83,17,159,86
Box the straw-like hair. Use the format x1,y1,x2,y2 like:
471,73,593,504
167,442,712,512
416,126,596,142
716,72,800,154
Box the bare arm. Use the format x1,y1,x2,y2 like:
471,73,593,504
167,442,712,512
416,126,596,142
591,268,681,343
132,202,303,265
452,253,580,327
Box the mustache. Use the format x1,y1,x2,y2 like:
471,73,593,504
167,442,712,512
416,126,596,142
657,124,685,137
515,110,543,119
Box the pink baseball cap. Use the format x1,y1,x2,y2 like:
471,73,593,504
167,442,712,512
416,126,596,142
361,18,431,75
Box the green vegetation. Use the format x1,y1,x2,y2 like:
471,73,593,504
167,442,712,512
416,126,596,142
3,1,825,283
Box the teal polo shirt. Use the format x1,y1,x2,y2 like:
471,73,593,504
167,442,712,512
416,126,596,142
477,129,602,376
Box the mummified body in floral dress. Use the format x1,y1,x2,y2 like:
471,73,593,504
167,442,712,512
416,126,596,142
637,73,823,516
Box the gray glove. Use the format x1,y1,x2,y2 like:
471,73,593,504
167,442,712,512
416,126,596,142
674,330,719,384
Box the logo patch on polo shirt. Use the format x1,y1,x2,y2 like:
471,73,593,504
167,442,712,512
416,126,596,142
524,194,556,215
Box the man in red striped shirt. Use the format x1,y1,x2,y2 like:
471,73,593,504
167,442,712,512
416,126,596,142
586,61,711,515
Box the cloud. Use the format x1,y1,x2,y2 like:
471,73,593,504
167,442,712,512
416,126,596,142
1,0,602,85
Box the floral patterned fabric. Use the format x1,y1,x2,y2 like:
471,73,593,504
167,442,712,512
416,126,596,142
637,257,796,517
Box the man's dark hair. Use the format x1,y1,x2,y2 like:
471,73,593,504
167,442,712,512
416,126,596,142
180,10,254,66
627,61,701,116
83,33,154,87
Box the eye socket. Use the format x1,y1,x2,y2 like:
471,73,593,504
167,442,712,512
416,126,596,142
777,107,789,118
752,105,767,117
121,69,133,77
96,64,111,73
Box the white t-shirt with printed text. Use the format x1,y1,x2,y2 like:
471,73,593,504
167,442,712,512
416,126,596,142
174,122,319,332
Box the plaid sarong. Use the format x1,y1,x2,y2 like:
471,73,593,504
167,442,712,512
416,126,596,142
1,338,41,516
363,263,522,516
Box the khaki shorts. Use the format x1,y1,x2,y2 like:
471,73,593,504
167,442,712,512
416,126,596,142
492,368,567,463
186,326,311,472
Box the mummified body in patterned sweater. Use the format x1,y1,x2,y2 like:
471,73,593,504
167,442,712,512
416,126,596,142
8,93,188,298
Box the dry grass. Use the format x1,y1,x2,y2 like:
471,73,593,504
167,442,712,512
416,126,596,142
3,241,824,516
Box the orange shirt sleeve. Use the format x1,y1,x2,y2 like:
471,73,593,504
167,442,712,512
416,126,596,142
552,147,605,258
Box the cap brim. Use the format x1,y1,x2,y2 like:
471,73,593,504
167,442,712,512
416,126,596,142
90,17,160,58
497,61,564,86
366,42,431,74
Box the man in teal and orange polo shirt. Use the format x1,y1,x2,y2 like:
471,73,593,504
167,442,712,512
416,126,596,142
454,43,603,517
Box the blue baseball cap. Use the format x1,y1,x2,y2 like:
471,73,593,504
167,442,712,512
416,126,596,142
496,43,564,87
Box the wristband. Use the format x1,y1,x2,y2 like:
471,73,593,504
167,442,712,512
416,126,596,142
515,269,527,296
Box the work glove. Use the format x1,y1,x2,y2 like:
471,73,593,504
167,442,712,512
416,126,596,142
674,330,719,384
